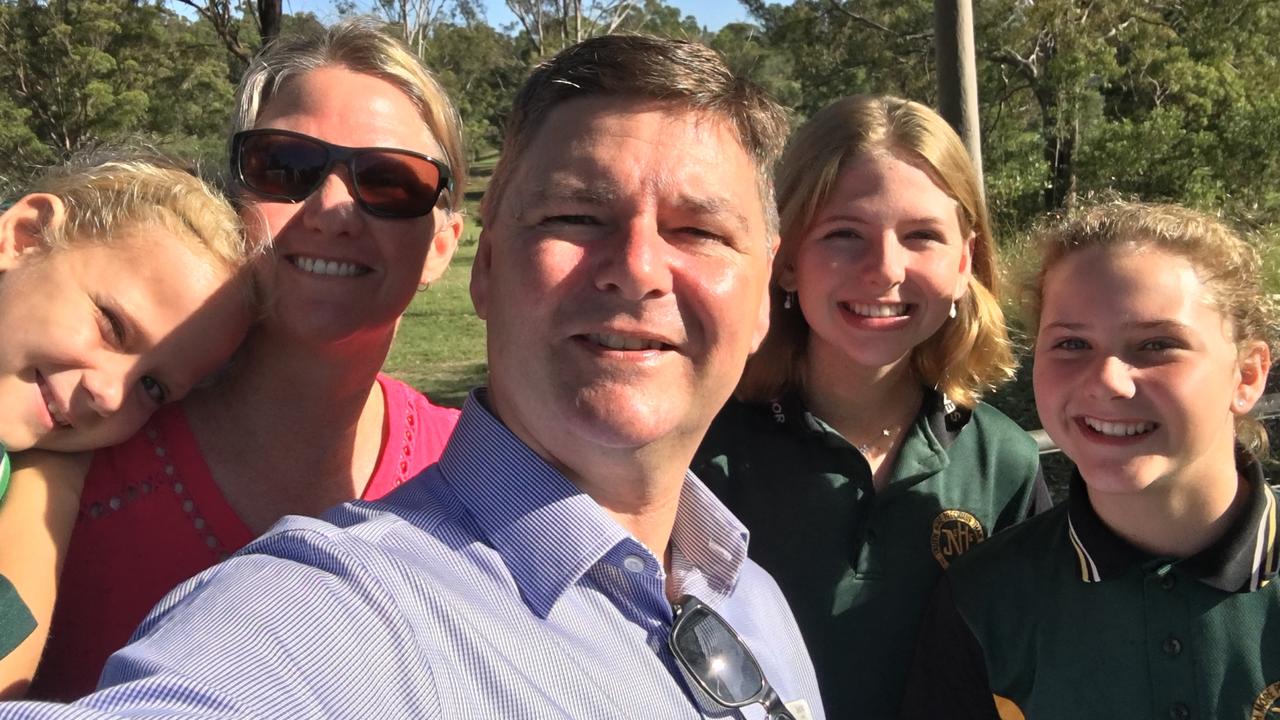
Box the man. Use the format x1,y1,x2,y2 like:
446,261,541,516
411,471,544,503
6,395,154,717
0,35,823,719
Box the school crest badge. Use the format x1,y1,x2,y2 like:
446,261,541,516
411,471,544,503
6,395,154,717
1252,681,1280,719
930,509,986,568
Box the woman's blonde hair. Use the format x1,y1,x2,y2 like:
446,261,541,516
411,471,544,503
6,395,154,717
232,17,467,212
1025,201,1277,457
739,95,1015,407
30,155,248,273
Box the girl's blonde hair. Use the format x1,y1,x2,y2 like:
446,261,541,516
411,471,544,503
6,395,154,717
1026,201,1277,457
739,95,1015,407
31,155,248,273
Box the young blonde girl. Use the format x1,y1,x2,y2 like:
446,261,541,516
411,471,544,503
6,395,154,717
0,157,254,682
693,95,1048,720
903,202,1276,720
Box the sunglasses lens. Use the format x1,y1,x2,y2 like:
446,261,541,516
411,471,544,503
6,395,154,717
353,151,444,217
672,606,764,705
238,133,329,200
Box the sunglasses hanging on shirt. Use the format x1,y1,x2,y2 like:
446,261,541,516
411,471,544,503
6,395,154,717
669,595,797,720
231,128,453,219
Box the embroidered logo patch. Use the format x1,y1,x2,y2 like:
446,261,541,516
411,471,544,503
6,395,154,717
1251,680,1280,719
930,510,986,568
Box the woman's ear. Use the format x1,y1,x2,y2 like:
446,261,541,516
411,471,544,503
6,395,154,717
1232,339,1271,416
0,193,63,270
777,263,798,293
420,209,463,287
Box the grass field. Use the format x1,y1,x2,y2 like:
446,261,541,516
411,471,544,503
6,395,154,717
381,153,495,408
383,234,488,409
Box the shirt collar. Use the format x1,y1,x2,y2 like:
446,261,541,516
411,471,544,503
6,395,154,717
0,443,10,503
438,389,748,617
1065,452,1279,593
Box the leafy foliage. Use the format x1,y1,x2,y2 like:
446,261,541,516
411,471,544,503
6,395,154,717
0,0,237,188
1,0,1277,241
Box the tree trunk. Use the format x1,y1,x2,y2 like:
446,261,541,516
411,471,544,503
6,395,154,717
258,0,280,47
1036,85,1075,210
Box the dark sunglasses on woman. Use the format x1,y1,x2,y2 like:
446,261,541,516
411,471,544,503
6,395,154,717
231,128,453,219
669,595,798,720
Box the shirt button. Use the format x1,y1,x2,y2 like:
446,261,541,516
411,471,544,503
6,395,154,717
1169,702,1190,720
1162,636,1183,656
623,555,646,573
1160,574,1177,591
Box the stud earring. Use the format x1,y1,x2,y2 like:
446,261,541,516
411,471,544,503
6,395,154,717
949,301,957,319
784,291,795,310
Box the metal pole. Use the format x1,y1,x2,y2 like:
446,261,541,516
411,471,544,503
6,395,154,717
934,0,984,198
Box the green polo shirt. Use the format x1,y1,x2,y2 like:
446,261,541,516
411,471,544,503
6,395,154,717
0,446,36,659
693,391,1048,720
0,573,35,659
902,457,1280,720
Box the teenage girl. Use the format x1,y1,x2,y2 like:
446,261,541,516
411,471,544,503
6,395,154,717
693,95,1049,720
901,202,1277,720
0,157,253,672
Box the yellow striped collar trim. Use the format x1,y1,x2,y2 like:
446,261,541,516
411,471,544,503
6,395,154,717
1067,517,1101,583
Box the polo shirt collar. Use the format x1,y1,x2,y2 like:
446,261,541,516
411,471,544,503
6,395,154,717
1065,452,1280,593
439,389,748,618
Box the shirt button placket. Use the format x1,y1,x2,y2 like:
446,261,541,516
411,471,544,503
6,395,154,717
1146,565,1195,720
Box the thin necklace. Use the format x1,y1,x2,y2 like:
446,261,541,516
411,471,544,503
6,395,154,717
855,425,899,456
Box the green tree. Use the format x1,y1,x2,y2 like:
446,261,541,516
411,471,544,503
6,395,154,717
420,19,523,155
744,0,936,119
710,21,801,111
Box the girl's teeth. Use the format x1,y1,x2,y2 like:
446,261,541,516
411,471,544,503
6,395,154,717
292,256,365,277
1083,417,1156,437
47,402,70,427
848,302,908,318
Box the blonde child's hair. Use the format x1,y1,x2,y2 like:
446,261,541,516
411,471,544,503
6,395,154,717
739,95,1015,407
29,156,249,273
1025,201,1277,457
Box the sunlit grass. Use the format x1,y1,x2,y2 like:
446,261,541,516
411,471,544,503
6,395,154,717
383,225,487,408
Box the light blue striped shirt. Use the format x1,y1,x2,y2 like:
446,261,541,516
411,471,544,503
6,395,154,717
0,391,824,719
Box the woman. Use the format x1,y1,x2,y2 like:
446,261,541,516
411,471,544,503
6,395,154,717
7,19,467,699
901,202,1277,720
693,95,1048,719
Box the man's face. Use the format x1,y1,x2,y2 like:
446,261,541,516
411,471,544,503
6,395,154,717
472,97,772,472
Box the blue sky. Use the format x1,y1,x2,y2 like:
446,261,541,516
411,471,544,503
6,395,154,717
482,0,753,31
283,0,754,31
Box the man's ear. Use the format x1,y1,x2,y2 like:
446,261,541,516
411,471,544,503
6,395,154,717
750,285,772,353
420,210,464,286
0,193,62,270
1232,339,1271,416
750,242,776,352
470,228,493,320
